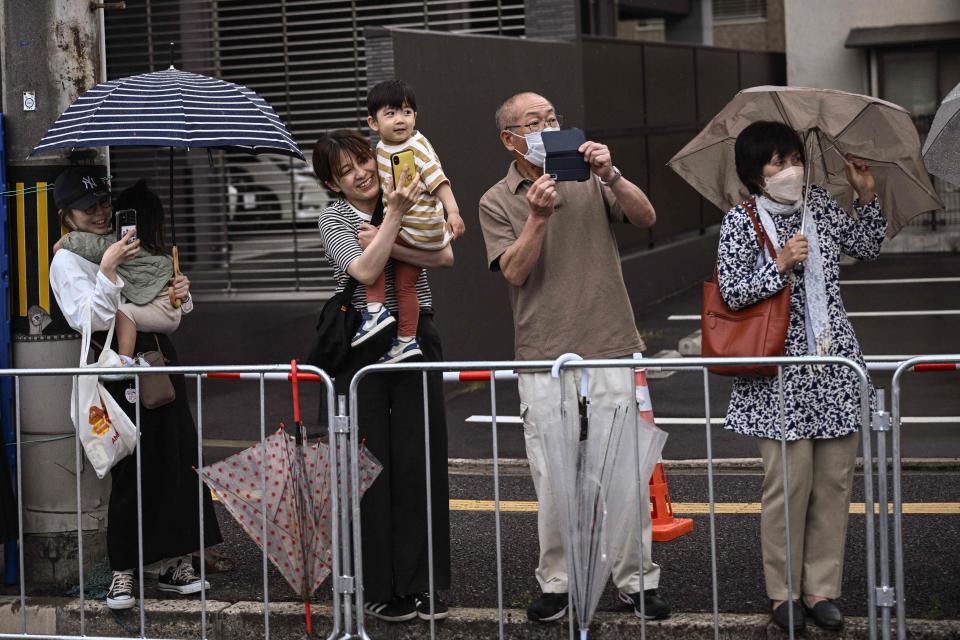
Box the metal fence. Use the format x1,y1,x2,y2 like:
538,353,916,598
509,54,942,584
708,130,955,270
888,355,960,640
0,355,957,639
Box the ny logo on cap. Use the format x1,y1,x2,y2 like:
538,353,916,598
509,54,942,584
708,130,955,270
81,176,97,190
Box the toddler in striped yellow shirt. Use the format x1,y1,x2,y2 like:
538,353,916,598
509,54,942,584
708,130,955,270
352,80,465,363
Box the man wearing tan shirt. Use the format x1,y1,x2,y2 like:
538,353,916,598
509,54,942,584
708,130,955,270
478,92,669,623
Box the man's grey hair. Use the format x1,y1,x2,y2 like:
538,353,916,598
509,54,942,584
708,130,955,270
495,92,533,132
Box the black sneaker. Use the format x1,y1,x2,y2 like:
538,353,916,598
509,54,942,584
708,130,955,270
158,559,209,595
618,589,671,620
412,592,448,620
106,571,136,610
527,592,569,622
364,596,417,622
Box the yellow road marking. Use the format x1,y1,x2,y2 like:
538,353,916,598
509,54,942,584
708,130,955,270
37,183,49,313
16,184,27,317
210,490,960,516
448,499,960,515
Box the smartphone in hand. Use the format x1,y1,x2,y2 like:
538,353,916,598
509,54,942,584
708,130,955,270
115,208,137,243
390,150,417,189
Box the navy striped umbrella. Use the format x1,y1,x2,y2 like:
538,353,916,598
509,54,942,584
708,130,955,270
31,67,303,159
32,66,304,305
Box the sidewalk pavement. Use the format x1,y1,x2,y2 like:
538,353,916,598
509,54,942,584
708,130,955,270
4,596,959,639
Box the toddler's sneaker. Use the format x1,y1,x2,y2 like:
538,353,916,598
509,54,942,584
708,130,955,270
100,355,137,382
378,338,423,364
352,306,396,347
158,559,209,595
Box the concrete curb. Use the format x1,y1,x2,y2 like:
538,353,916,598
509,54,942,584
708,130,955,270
2,597,958,639
448,457,960,473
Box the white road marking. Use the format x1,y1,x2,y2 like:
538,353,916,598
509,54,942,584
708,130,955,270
841,277,960,285
669,310,960,321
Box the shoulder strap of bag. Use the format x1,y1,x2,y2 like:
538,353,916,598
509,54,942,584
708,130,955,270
741,198,779,261
712,198,778,282
339,198,385,302
78,303,92,367
371,197,385,227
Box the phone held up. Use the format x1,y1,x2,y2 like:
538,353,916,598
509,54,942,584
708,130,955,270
542,127,590,182
115,208,137,243
390,149,417,189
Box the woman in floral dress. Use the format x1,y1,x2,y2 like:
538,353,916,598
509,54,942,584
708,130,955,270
717,121,885,633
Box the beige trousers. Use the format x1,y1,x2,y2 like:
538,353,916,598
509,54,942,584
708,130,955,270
518,367,660,595
118,293,181,335
757,432,860,601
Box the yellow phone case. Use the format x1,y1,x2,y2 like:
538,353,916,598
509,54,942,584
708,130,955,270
390,149,417,188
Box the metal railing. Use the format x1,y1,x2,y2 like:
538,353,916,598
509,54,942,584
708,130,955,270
888,355,960,640
0,363,341,640
1,355,957,639
346,355,876,640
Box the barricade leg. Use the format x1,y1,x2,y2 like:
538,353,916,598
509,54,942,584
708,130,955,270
702,369,720,638
421,372,437,639
195,374,209,639
777,367,797,640
489,377,505,640
874,390,894,639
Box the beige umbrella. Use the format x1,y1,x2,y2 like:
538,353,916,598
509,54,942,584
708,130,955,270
668,85,942,238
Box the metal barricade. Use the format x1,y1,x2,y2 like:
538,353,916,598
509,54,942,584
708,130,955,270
884,356,960,640
0,362,341,640
345,355,874,640
5,354,953,639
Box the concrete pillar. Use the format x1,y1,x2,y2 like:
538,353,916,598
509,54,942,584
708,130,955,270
2,0,110,588
666,0,714,45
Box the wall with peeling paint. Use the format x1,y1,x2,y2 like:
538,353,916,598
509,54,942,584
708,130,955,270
2,0,103,164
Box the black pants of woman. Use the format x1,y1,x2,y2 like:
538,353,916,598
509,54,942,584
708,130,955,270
332,310,451,603
98,331,222,571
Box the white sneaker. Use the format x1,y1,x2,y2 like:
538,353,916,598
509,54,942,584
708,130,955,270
352,306,396,347
377,338,423,364
106,571,136,610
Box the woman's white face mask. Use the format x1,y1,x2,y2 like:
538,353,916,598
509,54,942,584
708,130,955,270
763,165,804,204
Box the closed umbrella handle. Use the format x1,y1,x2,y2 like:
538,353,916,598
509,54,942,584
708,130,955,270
551,352,589,397
167,246,182,309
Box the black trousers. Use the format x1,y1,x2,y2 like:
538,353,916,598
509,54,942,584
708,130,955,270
333,310,451,602
98,332,222,571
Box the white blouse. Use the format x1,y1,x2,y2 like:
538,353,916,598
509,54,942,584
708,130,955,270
49,249,196,334
49,250,125,332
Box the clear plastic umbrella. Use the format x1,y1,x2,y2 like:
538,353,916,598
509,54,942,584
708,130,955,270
922,81,960,186
540,354,666,639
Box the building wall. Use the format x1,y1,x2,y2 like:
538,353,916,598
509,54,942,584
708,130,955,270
784,0,960,92
617,0,784,52
381,28,784,360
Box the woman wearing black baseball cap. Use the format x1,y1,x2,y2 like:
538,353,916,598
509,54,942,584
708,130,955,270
49,167,223,610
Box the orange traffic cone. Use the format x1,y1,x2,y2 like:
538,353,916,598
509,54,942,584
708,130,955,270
634,366,694,542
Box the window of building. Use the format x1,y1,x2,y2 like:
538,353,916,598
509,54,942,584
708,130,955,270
713,0,766,22
880,50,938,120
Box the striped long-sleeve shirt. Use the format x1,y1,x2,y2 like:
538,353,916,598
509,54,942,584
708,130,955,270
317,199,433,313
376,130,451,250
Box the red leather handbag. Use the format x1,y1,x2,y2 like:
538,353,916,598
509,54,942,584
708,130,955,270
701,199,791,377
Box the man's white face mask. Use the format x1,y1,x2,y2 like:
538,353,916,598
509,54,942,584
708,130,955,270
510,128,560,168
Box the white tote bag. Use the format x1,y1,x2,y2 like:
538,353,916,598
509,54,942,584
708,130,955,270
69,304,138,479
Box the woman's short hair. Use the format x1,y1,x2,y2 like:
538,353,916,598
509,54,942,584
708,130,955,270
311,130,373,194
734,121,805,195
